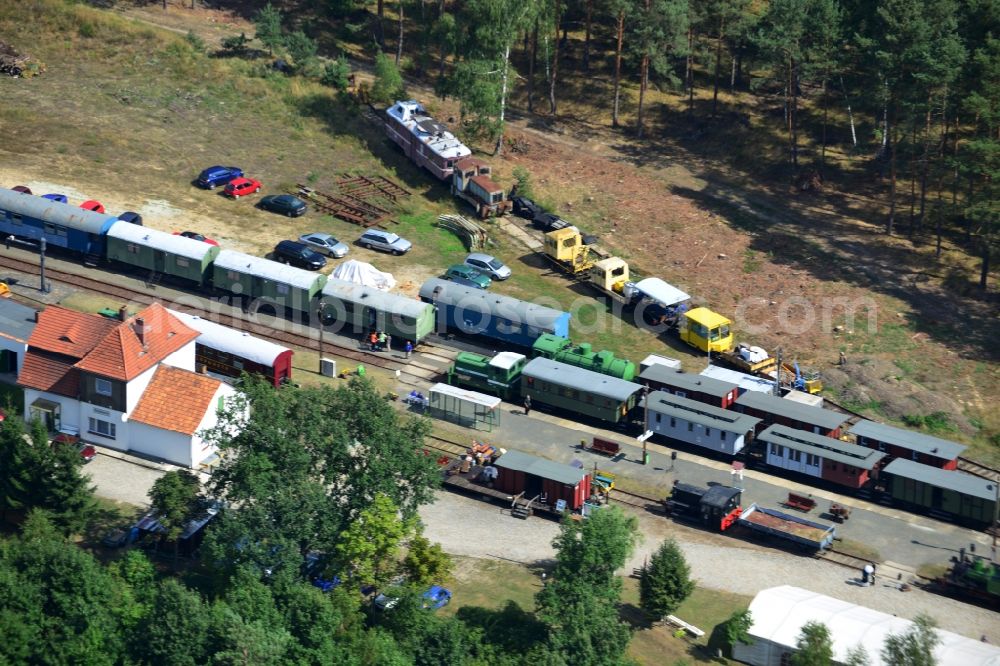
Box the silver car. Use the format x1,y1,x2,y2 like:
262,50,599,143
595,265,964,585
299,232,349,258
359,229,412,255
464,253,511,280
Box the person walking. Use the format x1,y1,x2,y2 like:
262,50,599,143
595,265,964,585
524,395,531,416
385,333,392,352
4,235,12,250
378,330,387,351
369,331,378,351
863,563,874,586
405,340,413,359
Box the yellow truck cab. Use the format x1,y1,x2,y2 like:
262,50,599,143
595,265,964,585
680,307,734,354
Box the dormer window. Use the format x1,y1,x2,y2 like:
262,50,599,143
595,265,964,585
95,378,112,396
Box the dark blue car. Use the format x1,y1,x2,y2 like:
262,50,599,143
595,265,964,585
197,165,244,189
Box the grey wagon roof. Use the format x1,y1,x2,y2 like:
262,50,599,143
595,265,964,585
644,390,760,434
883,458,997,501
0,189,118,235
639,365,737,398
758,424,885,470
522,357,641,402
735,391,846,429
419,278,567,330
849,420,966,460
0,297,37,343
215,249,326,291
321,278,433,320
494,449,590,486
108,223,218,262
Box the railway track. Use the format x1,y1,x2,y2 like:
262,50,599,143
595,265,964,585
0,253,455,383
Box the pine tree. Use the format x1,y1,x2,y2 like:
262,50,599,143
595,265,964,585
254,3,284,56
0,418,38,523
639,538,694,619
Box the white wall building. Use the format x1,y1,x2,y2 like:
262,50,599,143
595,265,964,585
734,586,1000,666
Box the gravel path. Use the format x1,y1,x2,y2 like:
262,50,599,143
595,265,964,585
419,490,1000,642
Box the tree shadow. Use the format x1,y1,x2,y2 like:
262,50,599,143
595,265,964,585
454,600,548,653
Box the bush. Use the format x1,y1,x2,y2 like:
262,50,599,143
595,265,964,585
284,30,317,67
184,30,206,54
321,58,352,92
370,51,405,106
221,33,250,55
511,166,534,199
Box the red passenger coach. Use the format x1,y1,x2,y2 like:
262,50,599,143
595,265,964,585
170,310,293,387
493,449,592,511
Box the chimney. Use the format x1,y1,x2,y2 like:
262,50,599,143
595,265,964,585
118,305,127,321
134,317,146,346
34,310,39,323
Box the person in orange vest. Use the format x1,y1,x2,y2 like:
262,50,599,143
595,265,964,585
369,330,379,351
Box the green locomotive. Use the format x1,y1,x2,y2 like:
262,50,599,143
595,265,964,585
530,333,637,381
446,351,527,400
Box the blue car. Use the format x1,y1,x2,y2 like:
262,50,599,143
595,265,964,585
421,585,452,610
41,193,68,203
197,165,244,189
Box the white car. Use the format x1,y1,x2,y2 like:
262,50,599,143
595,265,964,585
359,229,412,255
464,253,511,280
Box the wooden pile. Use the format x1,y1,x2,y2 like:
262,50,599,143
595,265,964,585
437,214,489,251
0,41,43,78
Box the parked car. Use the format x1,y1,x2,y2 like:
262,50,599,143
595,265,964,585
511,196,542,220
421,585,452,610
373,592,401,611
41,193,68,203
101,527,132,549
197,165,244,189
224,177,262,199
298,232,349,258
464,253,511,280
117,211,143,225
532,211,571,232
80,200,105,213
173,231,219,246
358,229,412,255
53,433,96,462
444,264,491,289
259,194,307,217
273,240,327,270
11,185,31,194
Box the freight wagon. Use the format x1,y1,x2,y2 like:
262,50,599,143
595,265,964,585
881,458,997,527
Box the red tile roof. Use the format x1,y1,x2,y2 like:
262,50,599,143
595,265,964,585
75,303,199,382
25,306,119,358
18,351,80,397
130,365,223,435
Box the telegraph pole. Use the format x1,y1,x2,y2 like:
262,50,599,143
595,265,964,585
637,385,653,465
318,301,327,374
39,237,50,293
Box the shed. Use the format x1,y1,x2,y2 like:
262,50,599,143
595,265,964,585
735,391,846,437
640,354,681,373
849,420,965,469
758,424,884,488
733,585,1000,666
428,382,501,431
493,449,592,511
639,365,739,408
644,390,761,456
106,223,220,286
783,390,823,408
700,364,776,394
0,298,37,375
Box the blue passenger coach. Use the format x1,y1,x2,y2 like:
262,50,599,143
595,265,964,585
0,188,118,263
419,277,570,348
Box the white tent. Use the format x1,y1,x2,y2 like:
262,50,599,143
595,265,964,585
330,259,396,291
734,586,1000,666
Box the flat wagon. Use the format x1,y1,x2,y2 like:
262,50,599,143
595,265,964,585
737,503,836,551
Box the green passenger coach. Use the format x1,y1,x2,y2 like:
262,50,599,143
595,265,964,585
106,223,220,287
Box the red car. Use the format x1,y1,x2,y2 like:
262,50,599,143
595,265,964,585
53,433,96,463
173,230,220,246
224,177,261,199
80,200,106,213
